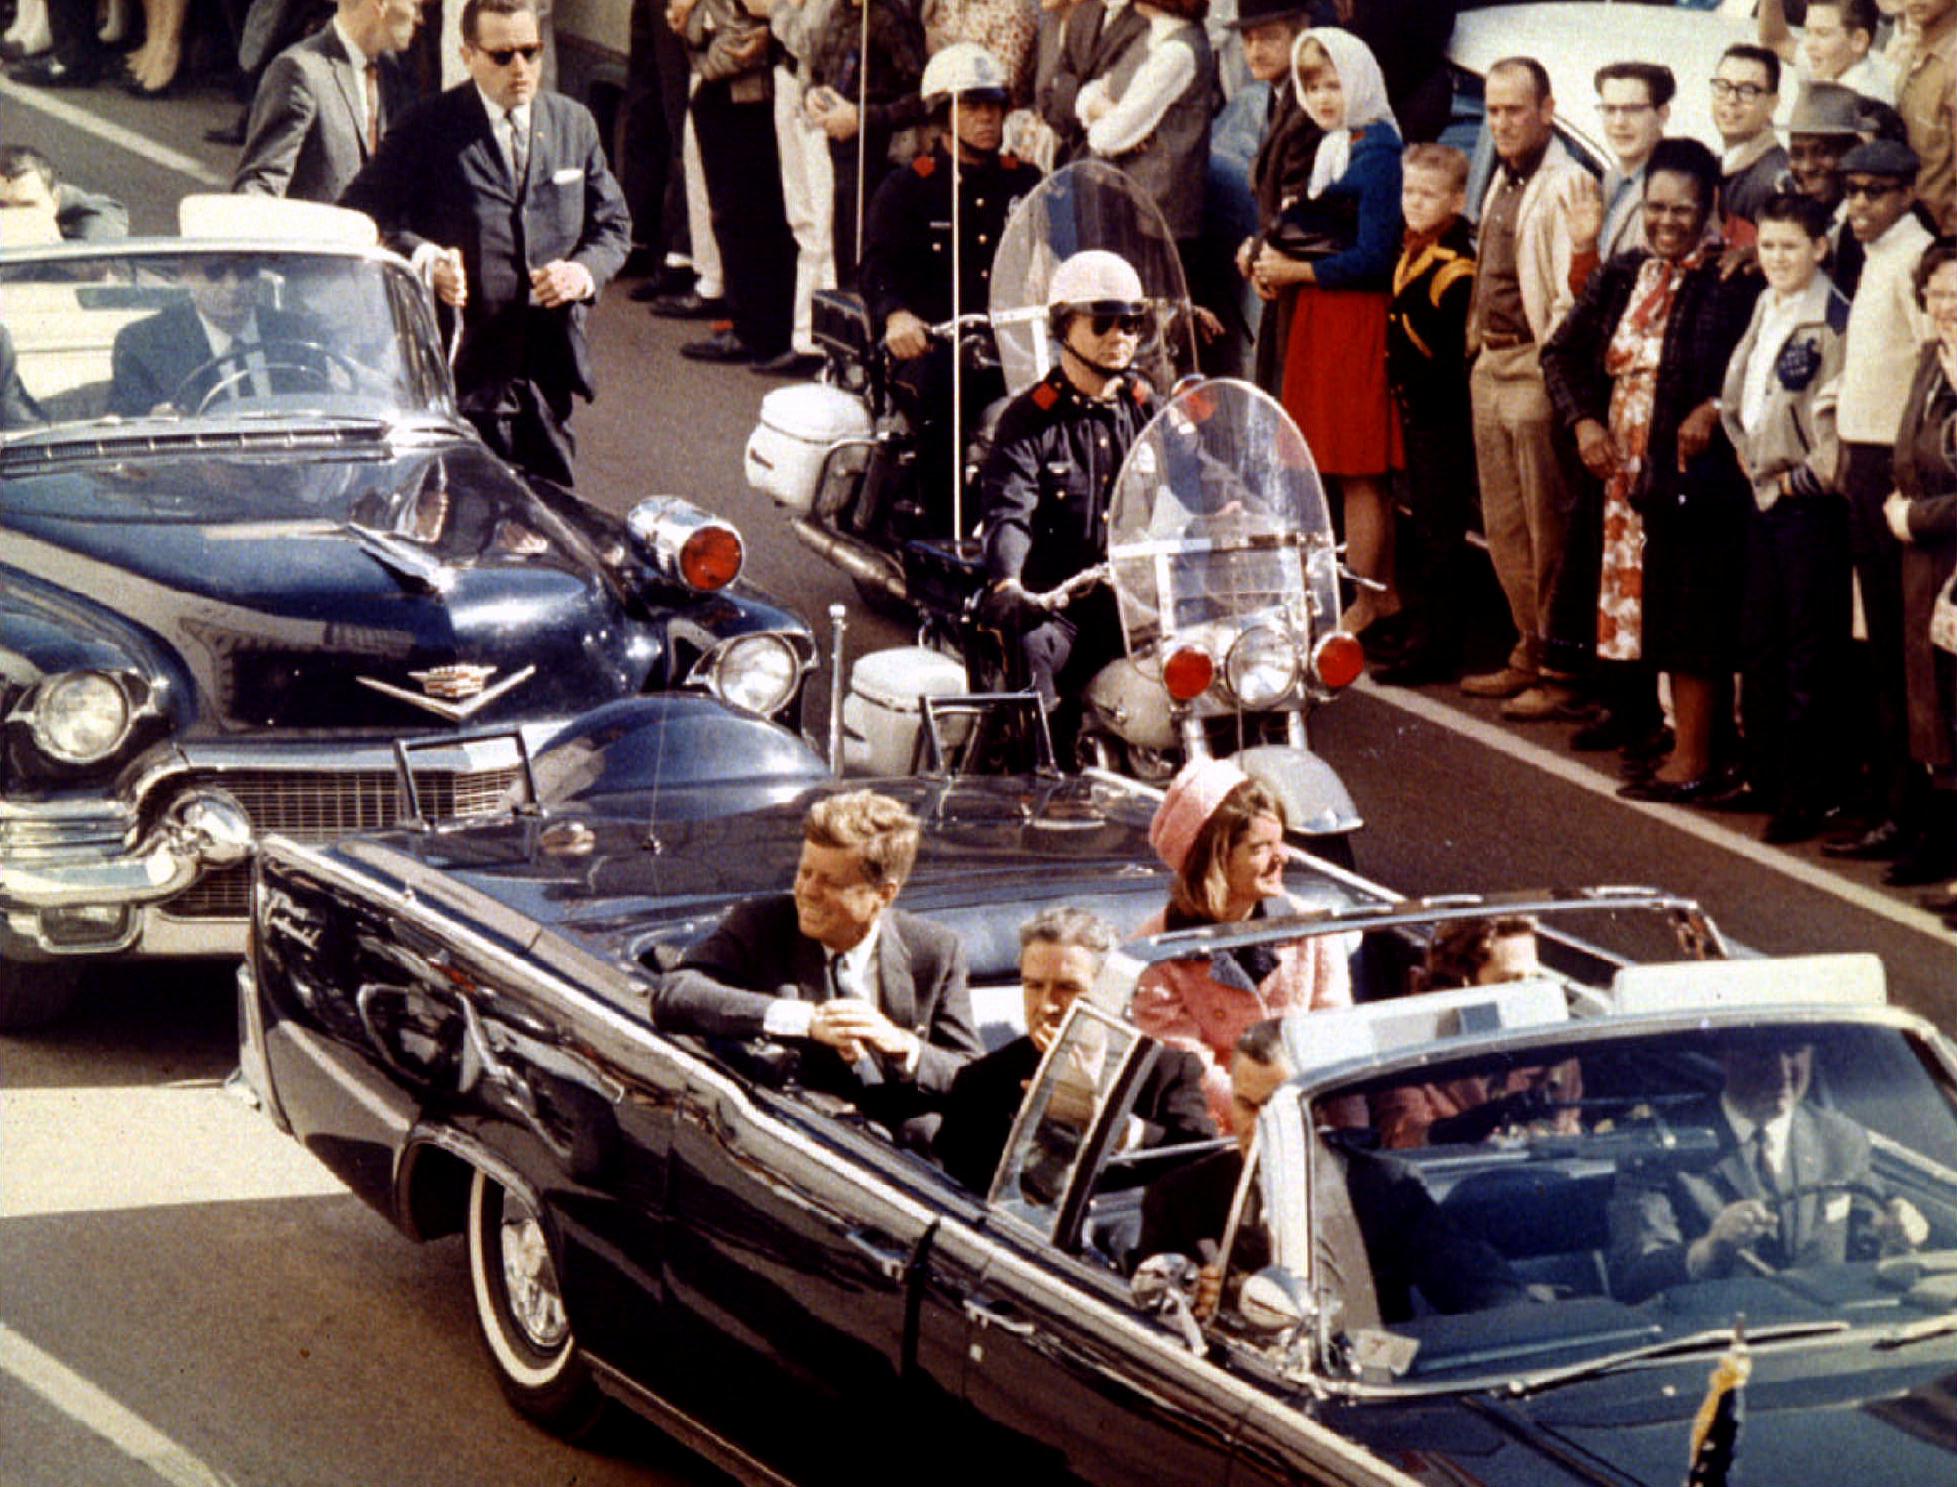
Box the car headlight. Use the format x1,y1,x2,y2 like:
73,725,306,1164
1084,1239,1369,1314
30,671,134,765
1224,626,1299,708
703,634,801,716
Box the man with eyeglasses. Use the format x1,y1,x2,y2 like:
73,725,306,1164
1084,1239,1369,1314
109,256,318,416
976,248,1156,763
1824,137,1939,873
1711,44,1791,239
342,0,630,487
1584,61,1674,262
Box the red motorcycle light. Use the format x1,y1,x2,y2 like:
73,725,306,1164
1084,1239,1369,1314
1312,631,1365,691
681,524,744,591
1162,645,1215,702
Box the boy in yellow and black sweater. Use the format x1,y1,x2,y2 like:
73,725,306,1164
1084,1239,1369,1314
1375,142,1477,685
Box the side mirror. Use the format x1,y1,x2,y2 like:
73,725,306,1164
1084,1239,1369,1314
1238,1266,1310,1336
1130,1253,1205,1355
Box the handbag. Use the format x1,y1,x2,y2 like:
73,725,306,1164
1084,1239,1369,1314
1932,571,1957,656
1266,221,1346,261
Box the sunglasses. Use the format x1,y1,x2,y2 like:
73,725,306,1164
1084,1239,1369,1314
477,42,542,65
1842,180,1907,200
1083,308,1147,336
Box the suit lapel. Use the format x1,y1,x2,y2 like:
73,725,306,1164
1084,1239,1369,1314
876,914,916,1032
318,28,369,160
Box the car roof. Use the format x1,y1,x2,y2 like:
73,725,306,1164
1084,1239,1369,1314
1450,2,1770,168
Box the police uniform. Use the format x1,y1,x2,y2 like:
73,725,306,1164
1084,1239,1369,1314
856,144,1040,530
978,365,1154,747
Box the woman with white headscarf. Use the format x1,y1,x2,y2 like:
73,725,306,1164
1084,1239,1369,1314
1252,26,1404,635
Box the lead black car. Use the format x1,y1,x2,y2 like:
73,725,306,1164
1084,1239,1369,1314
238,725,1957,1487
0,228,814,1027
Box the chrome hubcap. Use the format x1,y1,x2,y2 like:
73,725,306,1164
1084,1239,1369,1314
498,1205,568,1351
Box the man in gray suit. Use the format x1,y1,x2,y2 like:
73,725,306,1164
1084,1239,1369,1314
650,789,983,1122
1608,1035,1928,1303
233,0,421,203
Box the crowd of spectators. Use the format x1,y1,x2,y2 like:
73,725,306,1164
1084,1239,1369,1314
4,0,1954,910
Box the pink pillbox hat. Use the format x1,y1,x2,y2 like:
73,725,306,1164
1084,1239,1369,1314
1148,757,1252,873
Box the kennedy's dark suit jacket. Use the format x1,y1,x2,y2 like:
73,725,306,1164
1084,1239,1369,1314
234,24,417,204
1608,1098,1879,1303
340,84,631,411
650,894,982,1098
108,302,319,417
934,1033,1215,1193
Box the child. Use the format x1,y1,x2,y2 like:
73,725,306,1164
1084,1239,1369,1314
1374,141,1476,684
1717,190,1852,844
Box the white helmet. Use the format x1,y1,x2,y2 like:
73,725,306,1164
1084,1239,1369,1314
920,43,1010,110
1045,250,1147,315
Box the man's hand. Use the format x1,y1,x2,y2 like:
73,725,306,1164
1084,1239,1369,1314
1718,242,1760,282
730,27,769,65
665,0,696,31
530,259,595,309
884,309,931,360
1687,1197,1778,1276
1191,305,1224,342
1235,236,1255,280
1567,173,1604,256
817,98,859,141
1885,491,1915,544
1875,1196,1931,1256
432,246,468,308
1574,417,1619,479
808,997,918,1066
1192,1259,1224,1322
1676,399,1721,468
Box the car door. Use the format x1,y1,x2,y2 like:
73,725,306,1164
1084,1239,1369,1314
939,1008,1250,1483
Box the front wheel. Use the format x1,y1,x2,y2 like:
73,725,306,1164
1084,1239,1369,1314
466,1167,606,1438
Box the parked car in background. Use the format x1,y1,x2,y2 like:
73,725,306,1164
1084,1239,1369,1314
236,709,1957,1485
0,218,815,1028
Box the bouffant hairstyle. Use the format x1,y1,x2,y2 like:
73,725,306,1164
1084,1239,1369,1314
1170,777,1286,924
804,789,922,890
1915,237,1957,311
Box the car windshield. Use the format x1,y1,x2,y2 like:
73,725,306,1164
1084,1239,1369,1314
1289,1019,1957,1386
0,246,451,437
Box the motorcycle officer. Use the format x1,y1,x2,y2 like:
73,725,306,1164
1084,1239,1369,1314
858,43,1040,529
978,249,1156,762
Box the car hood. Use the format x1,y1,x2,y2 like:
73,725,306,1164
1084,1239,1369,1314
0,440,658,732
1454,1345,1957,1486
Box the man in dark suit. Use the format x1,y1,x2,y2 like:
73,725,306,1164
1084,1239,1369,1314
1608,1036,1929,1303
233,0,422,204
650,790,983,1121
1036,0,1149,165
109,256,324,417
341,0,631,486
934,906,1215,1193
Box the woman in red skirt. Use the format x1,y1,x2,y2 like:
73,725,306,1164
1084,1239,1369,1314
1252,26,1404,634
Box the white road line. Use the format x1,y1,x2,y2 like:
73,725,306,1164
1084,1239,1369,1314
0,78,228,188
0,1324,233,1487
1354,675,1957,947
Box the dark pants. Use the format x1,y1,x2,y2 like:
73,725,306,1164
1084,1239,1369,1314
888,345,1003,538
690,76,795,357
1391,405,1477,657
828,130,893,288
1017,586,1123,764
1842,441,1917,821
45,0,103,68
464,378,576,489
619,0,691,257
1740,491,1851,812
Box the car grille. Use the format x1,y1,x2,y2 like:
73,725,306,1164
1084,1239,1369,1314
157,765,524,920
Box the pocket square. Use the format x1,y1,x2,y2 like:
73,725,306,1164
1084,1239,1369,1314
551,166,583,185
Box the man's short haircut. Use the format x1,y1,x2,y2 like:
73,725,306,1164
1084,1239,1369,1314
461,0,540,44
0,145,55,191
1403,142,1470,190
1720,43,1782,95
1488,56,1552,105
1019,905,1118,959
1593,60,1676,109
1421,914,1538,993
1812,0,1879,38
1646,135,1721,212
1235,1017,1289,1068
1757,190,1831,238
804,789,922,890
1917,237,1957,311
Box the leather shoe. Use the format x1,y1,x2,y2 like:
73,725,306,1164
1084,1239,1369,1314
650,290,727,320
1884,849,1956,888
628,265,694,301
1819,819,1907,860
750,349,824,378
1916,883,1957,914
1501,684,1594,722
680,329,756,364
1698,779,1768,813
1617,771,1727,804
8,53,100,85
1459,666,1537,700
1761,806,1827,845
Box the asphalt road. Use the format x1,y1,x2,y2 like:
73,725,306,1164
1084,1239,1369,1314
1,64,1952,1487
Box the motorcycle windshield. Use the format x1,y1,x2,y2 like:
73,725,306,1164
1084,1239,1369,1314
988,160,1196,397
1106,379,1339,659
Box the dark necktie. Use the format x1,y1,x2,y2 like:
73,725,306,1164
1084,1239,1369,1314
507,109,528,189
365,60,381,154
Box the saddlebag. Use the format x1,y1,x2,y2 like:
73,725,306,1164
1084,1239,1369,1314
744,382,874,513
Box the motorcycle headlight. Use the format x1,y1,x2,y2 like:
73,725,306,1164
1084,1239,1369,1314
702,634,802,717
29,671,134,766
1224,627,1300,708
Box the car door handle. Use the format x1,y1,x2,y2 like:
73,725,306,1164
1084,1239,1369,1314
962,1297,1037,1337
845,1227,910,1282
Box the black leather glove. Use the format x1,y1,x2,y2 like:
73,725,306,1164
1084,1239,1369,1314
977,578,1036,633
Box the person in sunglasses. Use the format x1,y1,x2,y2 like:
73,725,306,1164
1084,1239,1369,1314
341,0,630,488
975,248,1156,762
109,255,324,417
